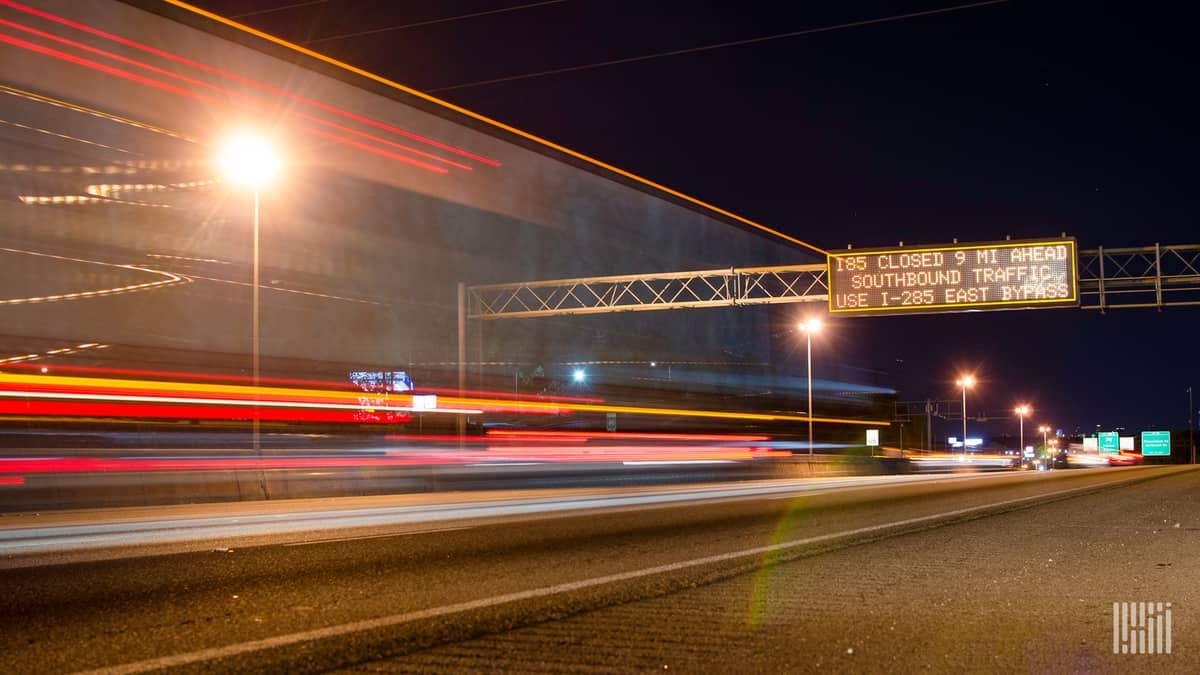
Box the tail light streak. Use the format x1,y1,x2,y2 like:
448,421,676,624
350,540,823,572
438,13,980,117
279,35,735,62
0,0,500,168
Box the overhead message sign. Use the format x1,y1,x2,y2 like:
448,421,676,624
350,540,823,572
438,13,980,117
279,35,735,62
1141,431,1171,456
828,239,1078,315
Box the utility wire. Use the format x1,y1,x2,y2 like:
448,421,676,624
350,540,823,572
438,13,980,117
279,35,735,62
304,0,567,45
428,0,1008,92
231,0,326,19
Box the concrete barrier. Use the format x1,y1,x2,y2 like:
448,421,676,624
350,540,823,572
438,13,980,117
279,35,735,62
0,456,914,513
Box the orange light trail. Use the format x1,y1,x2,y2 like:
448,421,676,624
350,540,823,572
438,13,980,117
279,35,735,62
0,371,887,427
161,0,820,254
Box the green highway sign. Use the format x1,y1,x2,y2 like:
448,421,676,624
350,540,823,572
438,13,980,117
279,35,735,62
1098,431,1119,454
1141,430,1171,456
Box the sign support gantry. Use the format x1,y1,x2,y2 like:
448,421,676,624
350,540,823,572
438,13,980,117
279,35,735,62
1079,244,1200,311
453,242,1200,437
465,264,827,319
464,243,1200,319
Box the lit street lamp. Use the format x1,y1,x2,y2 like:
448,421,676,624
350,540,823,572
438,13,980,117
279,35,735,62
955,374,975,455
1038,424,1051,453
799,317,822,457
216,131,280,458
1014,404,1030,457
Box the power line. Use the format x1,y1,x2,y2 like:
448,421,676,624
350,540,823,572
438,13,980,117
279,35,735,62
428,0,1009,93
231,0,326,19
304,0,567,46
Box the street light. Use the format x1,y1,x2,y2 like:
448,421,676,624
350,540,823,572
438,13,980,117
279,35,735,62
955,374,975,455
1014,404,1030,457
799,317,822,457
1038,424,1051,453
216,131,280,458
1189,386,1195,464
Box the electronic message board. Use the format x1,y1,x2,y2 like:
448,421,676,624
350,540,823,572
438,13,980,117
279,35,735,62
828,239,1078,316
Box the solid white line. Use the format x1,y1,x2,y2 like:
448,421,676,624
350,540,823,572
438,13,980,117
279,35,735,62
77,475,1138,675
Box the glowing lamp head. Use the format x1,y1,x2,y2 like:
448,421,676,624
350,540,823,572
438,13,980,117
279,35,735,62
215,131,280,189
572,368,586,383
956,374,976,389
799,317,823,334
1015,405,1030,416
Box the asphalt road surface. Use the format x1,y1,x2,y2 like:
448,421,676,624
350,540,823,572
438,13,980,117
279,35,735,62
0,466,1194,673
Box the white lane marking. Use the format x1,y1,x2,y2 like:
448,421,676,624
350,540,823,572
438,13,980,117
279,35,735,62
77,474,1147,675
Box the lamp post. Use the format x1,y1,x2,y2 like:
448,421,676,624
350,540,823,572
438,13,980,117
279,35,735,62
799,317,823,457
1038,424,1051,453
216,132,280,459
955,374,975,455
1015,404,1030,458
1189,386,1195,464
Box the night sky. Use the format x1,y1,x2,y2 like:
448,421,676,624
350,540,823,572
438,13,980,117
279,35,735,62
187,0,1198,434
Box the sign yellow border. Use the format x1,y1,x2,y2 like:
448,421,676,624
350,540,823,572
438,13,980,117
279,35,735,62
826,238,1078,315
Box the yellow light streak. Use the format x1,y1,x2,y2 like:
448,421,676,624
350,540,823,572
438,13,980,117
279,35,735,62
0,372,887,426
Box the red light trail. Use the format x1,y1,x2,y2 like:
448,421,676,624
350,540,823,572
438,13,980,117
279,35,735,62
0,0,501,167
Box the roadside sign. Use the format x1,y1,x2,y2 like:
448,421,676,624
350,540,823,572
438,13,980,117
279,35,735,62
866,429,879,446
606,413,617,432
1141,430,1171,456
1098,431,1119,454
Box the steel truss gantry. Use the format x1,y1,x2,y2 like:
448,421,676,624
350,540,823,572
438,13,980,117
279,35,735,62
465,244,1200,319
466,264,826,319
1079,244,1200,310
